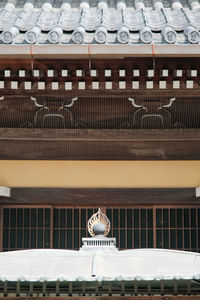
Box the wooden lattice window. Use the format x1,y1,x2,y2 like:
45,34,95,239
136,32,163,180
3,208,51,250
2,206,200,252
106,208,153,249
156,207,200,252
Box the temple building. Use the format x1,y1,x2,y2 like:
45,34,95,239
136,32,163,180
0,0,200,298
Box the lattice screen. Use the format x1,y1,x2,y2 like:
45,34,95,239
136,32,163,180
2,206,200,252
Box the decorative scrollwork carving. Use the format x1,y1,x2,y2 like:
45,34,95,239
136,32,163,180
128,97,176,129
32,96,79,128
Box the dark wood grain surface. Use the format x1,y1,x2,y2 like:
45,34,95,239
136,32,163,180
0,128,199,160
0,188,197,206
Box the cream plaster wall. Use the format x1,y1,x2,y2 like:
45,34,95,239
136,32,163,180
0,161,199,188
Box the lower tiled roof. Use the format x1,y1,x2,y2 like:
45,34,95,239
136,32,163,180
0,248,200,281
0,0,200,45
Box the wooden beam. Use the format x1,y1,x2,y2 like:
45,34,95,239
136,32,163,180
0,93,199,130
0,128,199,160
1,88,200,97
0,58,200,91
0,206,3,251
0,297,199,300
0,188,198,206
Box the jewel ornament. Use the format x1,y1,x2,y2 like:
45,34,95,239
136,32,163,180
88,208,110,237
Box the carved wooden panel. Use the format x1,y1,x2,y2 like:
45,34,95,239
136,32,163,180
0,91,199,130
0,58,199,159
0,58,199,130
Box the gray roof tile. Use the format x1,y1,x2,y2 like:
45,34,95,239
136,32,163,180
165,8,189,30
15,9,40,31
0,0,200,45
81,8,102,31
123,10,144,31
144,9,167,31
36,7,60,30
102,9,122,31
59,9,81,31
189,9,200,28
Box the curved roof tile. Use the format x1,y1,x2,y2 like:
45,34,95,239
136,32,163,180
0,0,200,44
59,9,81,31
81,8,102,31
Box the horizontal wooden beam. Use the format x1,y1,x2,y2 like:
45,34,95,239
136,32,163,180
1,58,200,91
1,44,200,58
0,188,198,205
0,297,199,300
0,92,199,130
0,128,199,160
2,88,200,98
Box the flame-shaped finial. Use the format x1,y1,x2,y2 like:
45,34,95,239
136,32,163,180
88,208,110,237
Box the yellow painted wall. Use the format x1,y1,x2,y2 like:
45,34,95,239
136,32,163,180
0,160,199,188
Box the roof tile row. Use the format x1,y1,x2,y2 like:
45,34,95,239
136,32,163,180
0,0,200,44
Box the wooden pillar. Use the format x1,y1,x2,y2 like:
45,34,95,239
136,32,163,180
0,205,3,252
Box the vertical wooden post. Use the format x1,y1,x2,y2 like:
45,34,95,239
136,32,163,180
153,206,157,248
16,280,20,297
50,206,54,249
30,282,33,296
0,205,3,252
69,282,72,296
173,280,178,295
56,280,60,297
187,280,191,295
160,280,164,296
134,282,138,296
4,281,8,297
